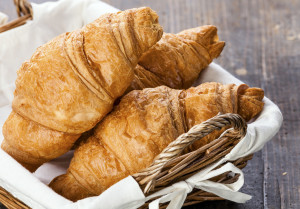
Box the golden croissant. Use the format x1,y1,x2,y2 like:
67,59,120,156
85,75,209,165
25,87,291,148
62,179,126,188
49,82,264,201
1,7,163,172
129,25,225,91
72,25,225,149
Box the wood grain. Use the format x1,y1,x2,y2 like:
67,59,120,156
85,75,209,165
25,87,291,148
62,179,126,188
0,0,299,208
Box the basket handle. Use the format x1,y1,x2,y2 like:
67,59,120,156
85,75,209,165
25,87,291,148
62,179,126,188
0,0,33,33
133,113,247,192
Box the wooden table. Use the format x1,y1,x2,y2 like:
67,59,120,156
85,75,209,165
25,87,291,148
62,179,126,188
1,0,299,208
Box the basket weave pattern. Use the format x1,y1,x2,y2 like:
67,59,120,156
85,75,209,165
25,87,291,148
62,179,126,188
0,113,251,209
0,1,252,208
134,113,250,208
0,0,32,33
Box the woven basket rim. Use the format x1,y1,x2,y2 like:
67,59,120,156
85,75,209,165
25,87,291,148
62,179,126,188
0,0,33,33
133,113,247,194
0,113,250,209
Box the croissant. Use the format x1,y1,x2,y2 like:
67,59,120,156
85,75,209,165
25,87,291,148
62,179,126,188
49,82,264,201
71,25,225,149
129,25,225,91
1,7,163,172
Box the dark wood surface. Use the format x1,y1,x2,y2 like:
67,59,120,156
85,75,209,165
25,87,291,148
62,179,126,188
1,0,299,208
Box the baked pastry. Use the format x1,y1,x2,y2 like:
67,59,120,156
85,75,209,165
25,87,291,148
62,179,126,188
71,25,225,150
49,82,264,201
1,7,163,172
129,25,225,91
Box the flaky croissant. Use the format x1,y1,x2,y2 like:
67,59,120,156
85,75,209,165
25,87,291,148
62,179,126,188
71,25,225,149
129,25,225,91
49,82,264,201
1,7,163,172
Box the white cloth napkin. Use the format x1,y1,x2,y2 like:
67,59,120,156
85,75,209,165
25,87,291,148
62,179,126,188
0,12,8,25
0,0,283,208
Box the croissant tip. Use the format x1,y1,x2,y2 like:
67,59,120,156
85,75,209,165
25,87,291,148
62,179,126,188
238,85,264,98
130,7,159,22
177,25,217,37
237,85,265,121
195,25,218,41
49,173,85,202
176,25,225,58
201,25,218,34
209,41,226,58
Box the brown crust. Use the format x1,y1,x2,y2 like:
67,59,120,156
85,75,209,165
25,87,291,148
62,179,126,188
2,7,163,172
49,83,264,201
128,25,225,91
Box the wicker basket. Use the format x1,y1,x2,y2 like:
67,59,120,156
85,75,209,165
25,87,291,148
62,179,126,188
0,1,253,208
0,0,32,33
